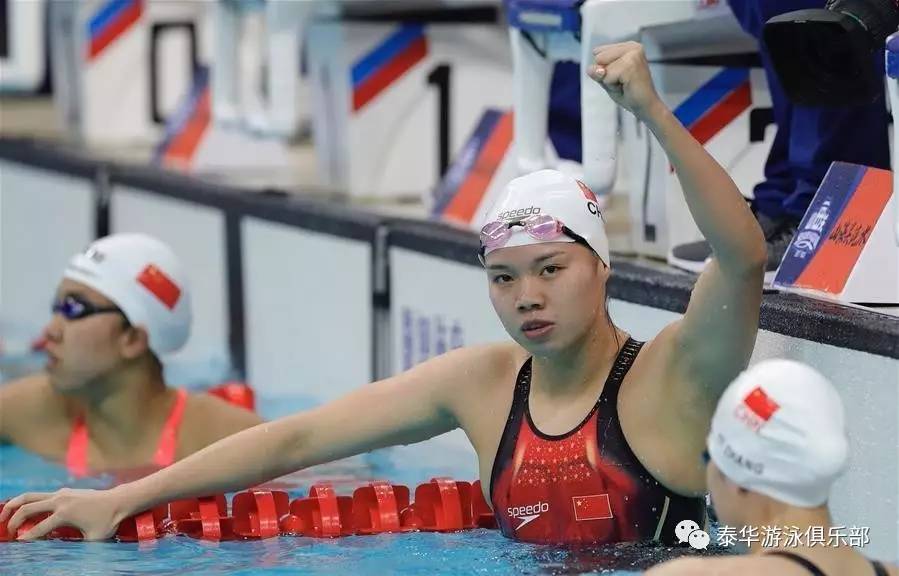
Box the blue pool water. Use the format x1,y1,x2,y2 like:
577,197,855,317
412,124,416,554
0,395,728,575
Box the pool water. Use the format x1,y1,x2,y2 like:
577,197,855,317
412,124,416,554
0,395,729,575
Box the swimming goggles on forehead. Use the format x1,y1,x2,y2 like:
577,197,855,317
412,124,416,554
52,294,129,324
478,214,591,264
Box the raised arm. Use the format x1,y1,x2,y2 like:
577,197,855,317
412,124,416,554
589,44,765,431
1,346,495,540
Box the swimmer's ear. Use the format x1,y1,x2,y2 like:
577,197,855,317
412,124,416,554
596,256,611,280
119,325,152,360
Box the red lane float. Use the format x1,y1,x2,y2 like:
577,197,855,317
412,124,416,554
0,478,498,542
232,490,289,539
353,481,407,534
170,494,233,541
207,382,255,412
117,505,168,541
471,480,497,529
285,482,354,538
414,477,470,531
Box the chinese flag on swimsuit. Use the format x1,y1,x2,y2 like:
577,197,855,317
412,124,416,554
572,494,613,521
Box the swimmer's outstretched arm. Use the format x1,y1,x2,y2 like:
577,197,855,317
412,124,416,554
0,347,492,540
589,43,765,472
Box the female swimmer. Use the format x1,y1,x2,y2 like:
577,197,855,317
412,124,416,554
647,360,897,576
0,234,260,476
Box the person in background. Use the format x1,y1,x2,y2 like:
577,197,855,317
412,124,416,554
669,0,891,280
646,359,897,576
0,234,261,477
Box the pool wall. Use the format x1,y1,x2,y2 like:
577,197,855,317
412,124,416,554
1,138,896,561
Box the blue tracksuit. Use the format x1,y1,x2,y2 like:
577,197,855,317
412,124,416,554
727,0,891,220
548,0,890,221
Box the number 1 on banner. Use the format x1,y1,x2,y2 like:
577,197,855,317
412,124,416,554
427,63,452,178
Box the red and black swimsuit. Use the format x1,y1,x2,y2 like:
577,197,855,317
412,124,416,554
490,338,704,545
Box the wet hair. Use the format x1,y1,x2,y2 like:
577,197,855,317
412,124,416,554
593,251,620,351
604,291,620,351
149,353,164,379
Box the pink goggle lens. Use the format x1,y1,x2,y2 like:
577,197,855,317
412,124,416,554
479,214,565,252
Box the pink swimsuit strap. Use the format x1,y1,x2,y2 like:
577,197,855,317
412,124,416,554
65,388,188,477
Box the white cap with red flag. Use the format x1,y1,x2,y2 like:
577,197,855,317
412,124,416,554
63,234,192,357
707,359,849,508
480,169,611,267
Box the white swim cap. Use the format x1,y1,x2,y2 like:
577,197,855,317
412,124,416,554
62,234,192,357
707,359,848,508
481,169,611,267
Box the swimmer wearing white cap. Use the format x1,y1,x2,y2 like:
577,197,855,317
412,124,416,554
4,42,768,544
0,234,260,476
647,360,896,576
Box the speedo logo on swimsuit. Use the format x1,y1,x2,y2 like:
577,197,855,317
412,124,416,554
498,206,541,221
507,501,549,531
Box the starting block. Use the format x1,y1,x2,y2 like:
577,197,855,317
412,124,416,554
887,32,899,246
506,0,758,202
431,109,586,230
0,0,46,93
631,57,773,259
50,0,208,146
774,162,897,305
506,0,596,182
154,66,292,173
307,12,513,200
462,0,769,258
432,108,515,226
211,0,314,137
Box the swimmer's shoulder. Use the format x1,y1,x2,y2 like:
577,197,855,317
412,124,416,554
427,342,524,389
0,372,68,444
0,371,52,398
425,342,525,416
178,391,263,453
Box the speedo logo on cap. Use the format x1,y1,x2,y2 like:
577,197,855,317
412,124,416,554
498,206,541,221
733,386,780,432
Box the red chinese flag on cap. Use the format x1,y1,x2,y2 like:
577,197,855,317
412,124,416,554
577,180,598,203
572,494,613,521
137,264,181,310
743,387,780,422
